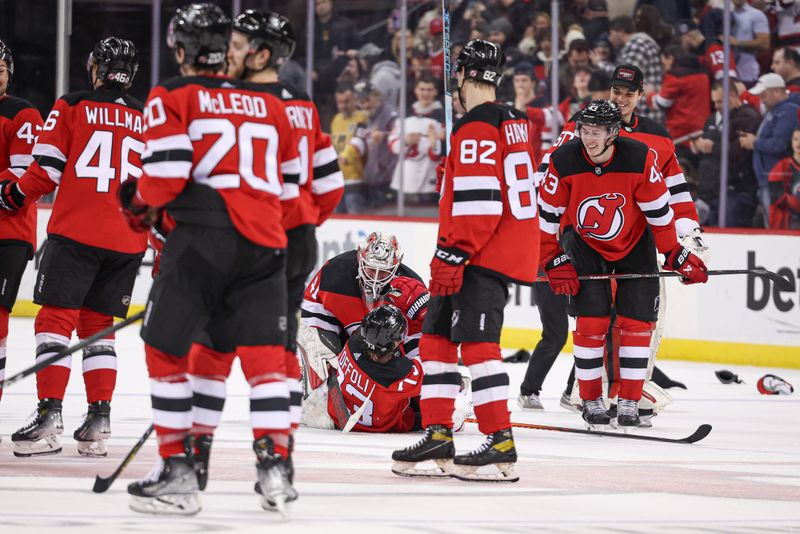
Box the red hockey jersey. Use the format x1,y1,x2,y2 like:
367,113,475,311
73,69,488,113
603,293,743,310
542,112,699,232
439,101,540,284
258,82,343,230
301,250,427,357
16,88,147,254
539,137,679,263
0,95,42,249
330,332,422,433
138,76,301,249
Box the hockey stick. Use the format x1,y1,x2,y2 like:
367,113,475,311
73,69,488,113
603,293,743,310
0,310,145,389
535,269,791,291
92,423,154,493
442,0,452,152
466,418,712,444
342,385,375,432
326,370,351,430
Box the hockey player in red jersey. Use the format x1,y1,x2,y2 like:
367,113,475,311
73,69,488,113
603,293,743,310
119,4,301,516
0,40,43,403
301,304,425,432
1,37,144,457
392,40,539,483
180,9,343,505
299,232,428,390
538,99,708,428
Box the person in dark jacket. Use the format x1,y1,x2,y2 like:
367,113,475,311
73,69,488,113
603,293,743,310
692,78,762,227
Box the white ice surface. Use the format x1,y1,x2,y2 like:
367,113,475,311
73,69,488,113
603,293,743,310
1,317,799,533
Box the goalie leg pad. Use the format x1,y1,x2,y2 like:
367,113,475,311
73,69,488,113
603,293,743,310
297,325,339,391
300,385,335,430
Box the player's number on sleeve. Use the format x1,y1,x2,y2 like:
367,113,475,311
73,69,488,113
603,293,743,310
188,118,282,195
75,131,143,193
344,384,374,427
503,151,537,220
16,122,39,145
297,134,309,185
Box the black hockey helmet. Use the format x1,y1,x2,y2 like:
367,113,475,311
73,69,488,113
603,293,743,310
455,39,505,87
576,99,621,136
87,37,138,89
233,9,296,68
167,3,231,71
360,304,407,362
0,40,13,77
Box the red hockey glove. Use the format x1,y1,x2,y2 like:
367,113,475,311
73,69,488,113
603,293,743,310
429,246,469,296
148,211,176,278
544,252,579,296
0,180,26,212
386,276,430,333
118,179,159,232
664,244,708,285
434,157,446,194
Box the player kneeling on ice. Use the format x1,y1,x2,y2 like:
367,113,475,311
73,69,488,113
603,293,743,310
538,99,708,429
301,304,472,432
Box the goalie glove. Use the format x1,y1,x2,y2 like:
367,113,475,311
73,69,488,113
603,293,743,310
297,326,342,390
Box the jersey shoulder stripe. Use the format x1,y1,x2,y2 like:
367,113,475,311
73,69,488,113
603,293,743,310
453,101,526,135
551,137,649,176
0,95,38,120
60,88,144,112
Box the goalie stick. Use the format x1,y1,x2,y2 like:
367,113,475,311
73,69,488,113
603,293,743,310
465,418,712,444
535,269,791,291
0,310,145,389
92,423,154,493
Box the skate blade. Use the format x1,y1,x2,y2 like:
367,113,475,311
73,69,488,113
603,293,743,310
391,459,453,478
260,493,290,519
129,494,201,516
77,440,108,458
452,463,519,483
13,436,63,457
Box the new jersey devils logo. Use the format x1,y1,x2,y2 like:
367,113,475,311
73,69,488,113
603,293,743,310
576,193,626,241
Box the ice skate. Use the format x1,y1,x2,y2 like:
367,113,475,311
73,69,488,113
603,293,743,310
560,390,579,413
128,454,201,516
582,397,611,428
452,428,519,483
194,434,213,491
616,399,640,429
254,436,297,518
517,393,544,411
12,398,64,457
391,425,455,478
73,401,111,457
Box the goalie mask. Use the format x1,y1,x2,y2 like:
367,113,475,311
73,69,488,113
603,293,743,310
87,37,138,89
360,304,407,364
167,2,231,71
356,232,403,303
576,99,621,158
232,9,296,70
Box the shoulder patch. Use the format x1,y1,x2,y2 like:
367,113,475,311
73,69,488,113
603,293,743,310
0,95,38,120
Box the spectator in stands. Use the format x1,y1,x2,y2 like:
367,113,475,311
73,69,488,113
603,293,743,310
739,73,800,226
487,17,520,66
647,45,711,153
772,1,800,50
589,37,615,75
510,62,558,160
609,15,664,124
588,68,611,100
767,127,800,229
330,83,368,214
731,0,770,85
634,5,674,49
558,65,593,121
350,80,398,210
388,74,444,206
677,18,737,82
693,79,762,227
771,47,800,93
488,0,534,44
310,0,361,104
558,39,592,98
428,18,445,80
359,43,401,109
580,0,610,45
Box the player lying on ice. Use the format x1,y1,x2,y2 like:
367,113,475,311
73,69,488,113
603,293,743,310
300,304,472,433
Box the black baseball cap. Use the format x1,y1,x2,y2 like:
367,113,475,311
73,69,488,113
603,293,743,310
610,64,644,91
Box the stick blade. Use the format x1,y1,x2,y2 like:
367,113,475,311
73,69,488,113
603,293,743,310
92,476,112,494
683,424,712,444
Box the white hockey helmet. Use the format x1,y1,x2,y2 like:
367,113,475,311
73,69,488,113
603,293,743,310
356,232,403,300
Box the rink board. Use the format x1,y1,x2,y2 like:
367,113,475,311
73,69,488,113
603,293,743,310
12,210,800,368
